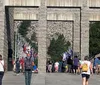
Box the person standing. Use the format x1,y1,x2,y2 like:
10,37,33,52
73,56,79,74
24,53,34,85
0,55,5,85
48,61,52,73
80,56,93,85
54,61,59,72
15,58,20,75
67,56,73,73
20,57,24,72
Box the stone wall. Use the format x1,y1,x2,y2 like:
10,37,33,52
14,20,73,59
14,21,38,42
8,7,14,55
0,0,100,72
5,0,100,7
81,0,89,60
0,0,8,63
26,21,38,40
47,21,73,47
14,8,39,20
5,7,14,70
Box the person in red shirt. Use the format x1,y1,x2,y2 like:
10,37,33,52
20,57,24,72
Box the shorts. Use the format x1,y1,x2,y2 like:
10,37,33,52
74,65,78,69
82,74,90,80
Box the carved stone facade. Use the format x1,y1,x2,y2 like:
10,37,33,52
0,0,100,72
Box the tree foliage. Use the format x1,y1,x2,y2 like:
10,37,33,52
89,22,100,57
18,21,31,37
18,21,38,52
47,33,71,61
31,32,37,42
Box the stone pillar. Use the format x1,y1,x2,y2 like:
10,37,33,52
6,7,14,71
73,11,81,57
0,0,8,64
81,0,89,60
9,8,14,53
38,0,46,73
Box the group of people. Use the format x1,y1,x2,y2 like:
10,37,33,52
46,55,97,85
12,44,38,85
46,56,80,73
13,52,37,85
13,56,38,75
0,43,38,85
0,44,100,85
12,57,24,74
0,52,99,85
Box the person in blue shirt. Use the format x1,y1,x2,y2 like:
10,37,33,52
96,57,100,74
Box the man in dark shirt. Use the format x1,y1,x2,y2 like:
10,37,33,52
67,56,73,73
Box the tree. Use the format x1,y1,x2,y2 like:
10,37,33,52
89,22,100,57
18,21,31,37
18,21,38,52
31,32,37,42
47,33,71,61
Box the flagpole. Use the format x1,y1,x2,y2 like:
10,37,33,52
15,32,17,62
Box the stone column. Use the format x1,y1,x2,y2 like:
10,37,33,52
9,8,14,54
73,11,81,57
81,0,89,60
6,7,14,71
0,0,8,65
38,0,46,73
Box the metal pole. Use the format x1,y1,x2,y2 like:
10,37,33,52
16,32,19,59
15,32,17,62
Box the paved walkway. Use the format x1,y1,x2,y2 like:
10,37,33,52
3,72,100,85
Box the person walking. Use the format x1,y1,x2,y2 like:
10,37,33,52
67,56,73,73
73,56,79,74
95,57,100,74
0,55,5,85
24,53,34,85
80,56,93,85
15,58,20,75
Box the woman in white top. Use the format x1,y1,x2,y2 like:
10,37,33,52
54,61,59,72
0,55,5,85
80,56,93,85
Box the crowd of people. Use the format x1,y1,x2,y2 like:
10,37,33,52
46,55,100,75
0,43,100,85
12,44,38,75
12,44,38,85
46,55,98,85
46,55,80,74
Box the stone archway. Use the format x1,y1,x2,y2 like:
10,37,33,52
0,0,100,73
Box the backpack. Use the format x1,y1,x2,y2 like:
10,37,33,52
82,63,88,72
25,57,33,70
